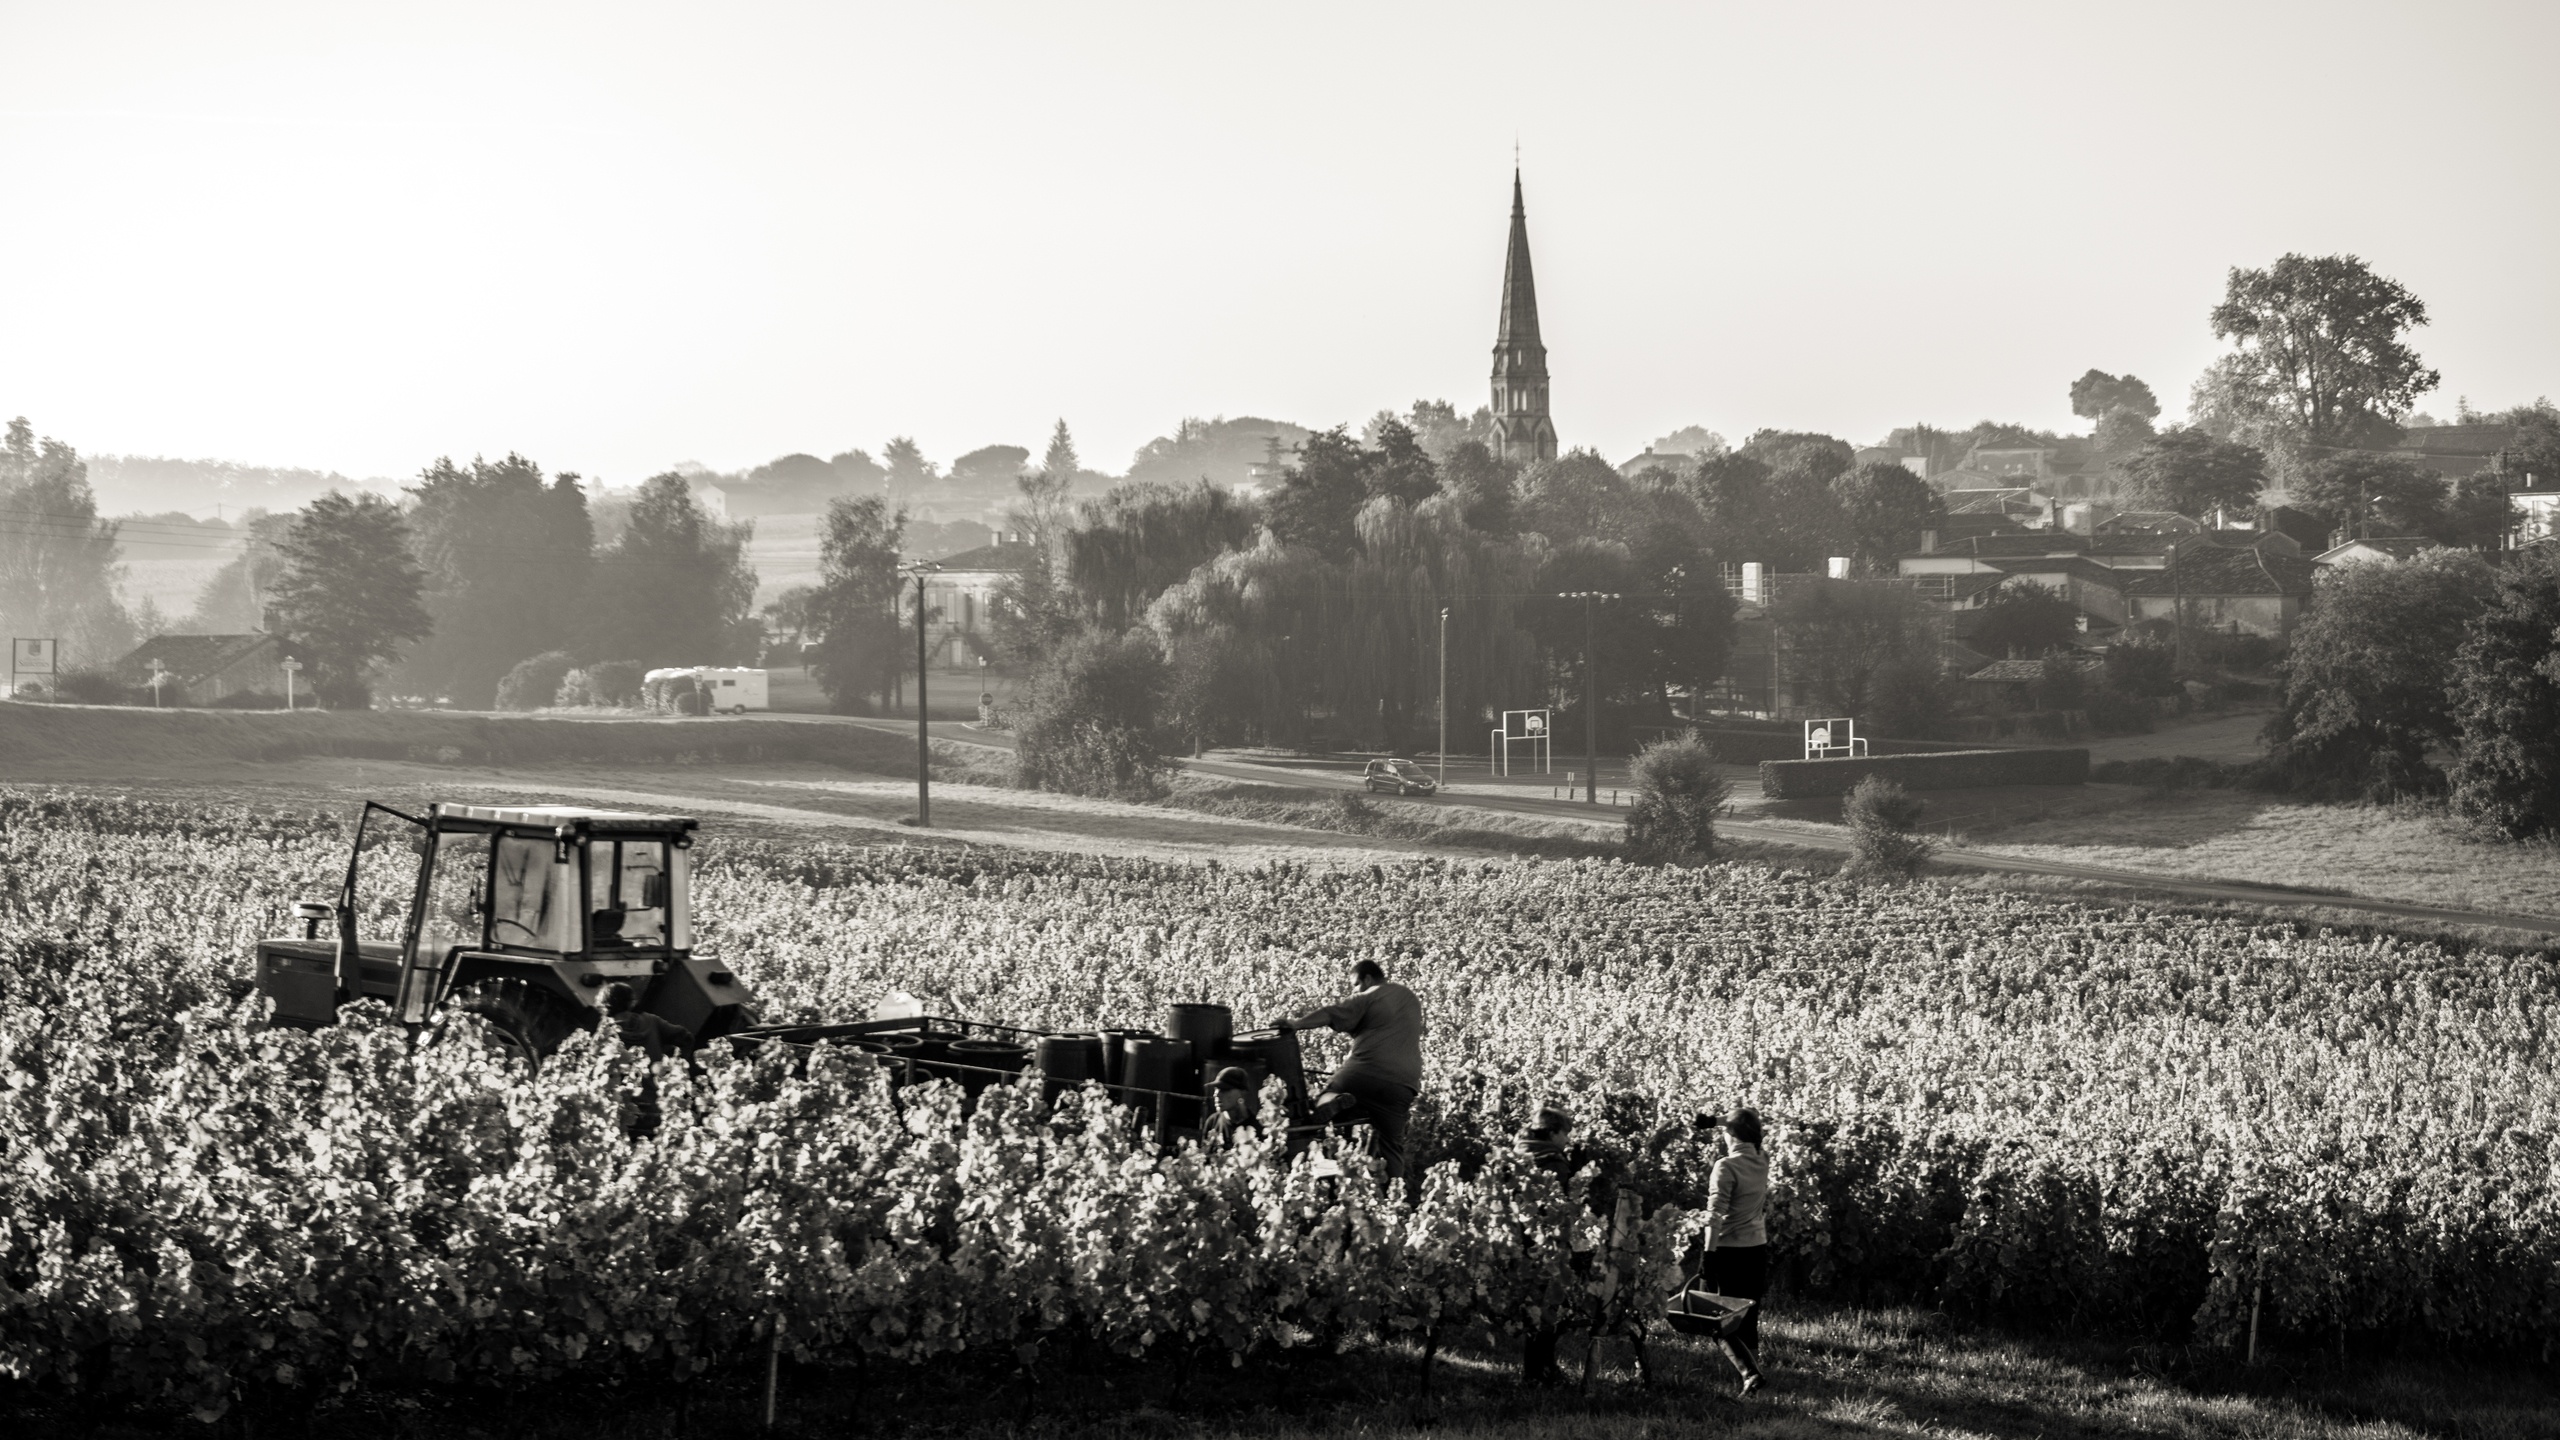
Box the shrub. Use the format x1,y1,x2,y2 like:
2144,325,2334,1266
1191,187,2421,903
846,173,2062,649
2028,655,2087,712
555,658,646,709
2104,640,2179,697
2094,755,2250,789
313,673,374,710
52,669,137,705
2081,687,2156,735
1623,729,1729,865
1843,775,1933,881
1013,630,1170,800
494,650,577,711
205,689,285,710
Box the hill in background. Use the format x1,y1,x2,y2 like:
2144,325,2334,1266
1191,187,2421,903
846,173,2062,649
86,454,395,519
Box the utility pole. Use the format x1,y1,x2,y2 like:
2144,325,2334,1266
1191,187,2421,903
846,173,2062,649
1583,595,1597,804
904,562,942,826
1437,606,1449,793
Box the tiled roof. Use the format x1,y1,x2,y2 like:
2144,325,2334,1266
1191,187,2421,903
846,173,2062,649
2120,546,2318,598
1966,532,2087,557
1964,656,2101,684
117,634,277,683
2314,536,2440,564
1982,555,2128,588
925,541,1040,573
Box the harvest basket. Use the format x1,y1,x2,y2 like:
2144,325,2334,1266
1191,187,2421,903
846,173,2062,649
1662,1284,1753,1338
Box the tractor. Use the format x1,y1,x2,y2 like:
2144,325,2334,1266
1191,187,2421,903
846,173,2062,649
255,801,755,1058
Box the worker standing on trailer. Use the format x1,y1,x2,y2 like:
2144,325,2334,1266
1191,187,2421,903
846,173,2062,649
1276,958,1424,1184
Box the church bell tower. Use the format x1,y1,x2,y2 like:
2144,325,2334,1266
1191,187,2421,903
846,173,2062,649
1490,170,1558,465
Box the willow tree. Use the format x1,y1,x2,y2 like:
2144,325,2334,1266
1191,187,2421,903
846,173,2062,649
1339,494,1541,751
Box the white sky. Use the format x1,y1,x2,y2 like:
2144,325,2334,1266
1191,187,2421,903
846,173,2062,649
3,1,2554,484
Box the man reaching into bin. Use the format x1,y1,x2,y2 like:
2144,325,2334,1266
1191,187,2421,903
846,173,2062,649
1276,958,1423,1183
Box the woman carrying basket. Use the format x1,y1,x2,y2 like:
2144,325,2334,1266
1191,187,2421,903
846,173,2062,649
1698,1107,1770,1396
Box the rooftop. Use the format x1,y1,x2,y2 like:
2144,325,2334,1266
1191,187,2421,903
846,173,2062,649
116,633,279,683
926,540,1041,573
2121,546,2318,598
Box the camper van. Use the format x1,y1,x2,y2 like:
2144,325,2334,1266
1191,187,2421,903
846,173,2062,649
691,668,768,714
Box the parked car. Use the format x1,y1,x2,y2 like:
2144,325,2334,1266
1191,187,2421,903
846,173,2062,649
1362,758,1439,796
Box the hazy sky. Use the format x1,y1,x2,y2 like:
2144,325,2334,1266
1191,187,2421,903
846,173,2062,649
5,1,2554,485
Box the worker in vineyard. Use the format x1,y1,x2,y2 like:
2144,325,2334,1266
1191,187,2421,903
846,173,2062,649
1275,957,1423,1185
600,982,693,1137
1699,1107,1770,1396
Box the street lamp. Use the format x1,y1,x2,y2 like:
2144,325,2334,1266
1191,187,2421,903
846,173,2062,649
1556,591,1620,804
1436,606,1449,794
902,561,942,826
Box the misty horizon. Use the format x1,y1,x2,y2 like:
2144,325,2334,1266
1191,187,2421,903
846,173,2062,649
6,2,2555,491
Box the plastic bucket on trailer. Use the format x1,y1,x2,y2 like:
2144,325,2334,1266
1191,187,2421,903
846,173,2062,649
949,1039,1031,1098
1097,1028,1154,1088
1036,1033,1107,1104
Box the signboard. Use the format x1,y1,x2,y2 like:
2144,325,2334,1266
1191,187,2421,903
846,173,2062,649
7,638,58,700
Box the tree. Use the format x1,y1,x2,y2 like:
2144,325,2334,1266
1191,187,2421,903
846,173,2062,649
1830,463,1945,573
1041,419,1081,489
948,445,1030,490
269,491,430,707
1623,730,1730,865
1145,532,1339,750
185,511,294,633
1012,629,1170,799
882,437,936,491
1440,440,1517,536
397,453,592,708
2069,370,2161,422
804,494,906,713
2294,452,2446,540
0,417,133,665
760,585,816,648
1970,580,2081,658
1726,430,1854,570
1066,479,1258,631
2203,253,2441,461
579,474,758,669
2263,549,2497,798
2120,428,2267,518
2092,407,2157,459
2447,548,2560,838
1265,427,1373,560
1769,579,1937,720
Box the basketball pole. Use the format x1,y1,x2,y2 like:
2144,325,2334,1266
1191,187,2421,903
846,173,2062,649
1437,606,1448,793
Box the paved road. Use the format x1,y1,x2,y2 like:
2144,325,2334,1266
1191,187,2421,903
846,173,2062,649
832,715,2558,934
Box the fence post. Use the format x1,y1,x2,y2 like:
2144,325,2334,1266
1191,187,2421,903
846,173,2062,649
757,1322,778,1424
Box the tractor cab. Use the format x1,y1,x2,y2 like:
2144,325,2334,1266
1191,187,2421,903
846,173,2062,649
255,801,754,1057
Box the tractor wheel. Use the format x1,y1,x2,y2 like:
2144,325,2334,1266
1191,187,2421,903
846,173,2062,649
451,977,586,1063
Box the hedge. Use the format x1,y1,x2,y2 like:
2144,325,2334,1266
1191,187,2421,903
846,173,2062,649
1676,727,1994,764
1759,746,2090,799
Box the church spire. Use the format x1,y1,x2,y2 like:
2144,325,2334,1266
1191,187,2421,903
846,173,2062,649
1490,168,1558,464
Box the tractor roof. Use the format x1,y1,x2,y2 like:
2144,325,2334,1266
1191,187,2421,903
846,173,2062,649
430,803,698,834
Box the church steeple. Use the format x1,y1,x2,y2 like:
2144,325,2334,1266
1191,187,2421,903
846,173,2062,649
1491,169,1557,465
